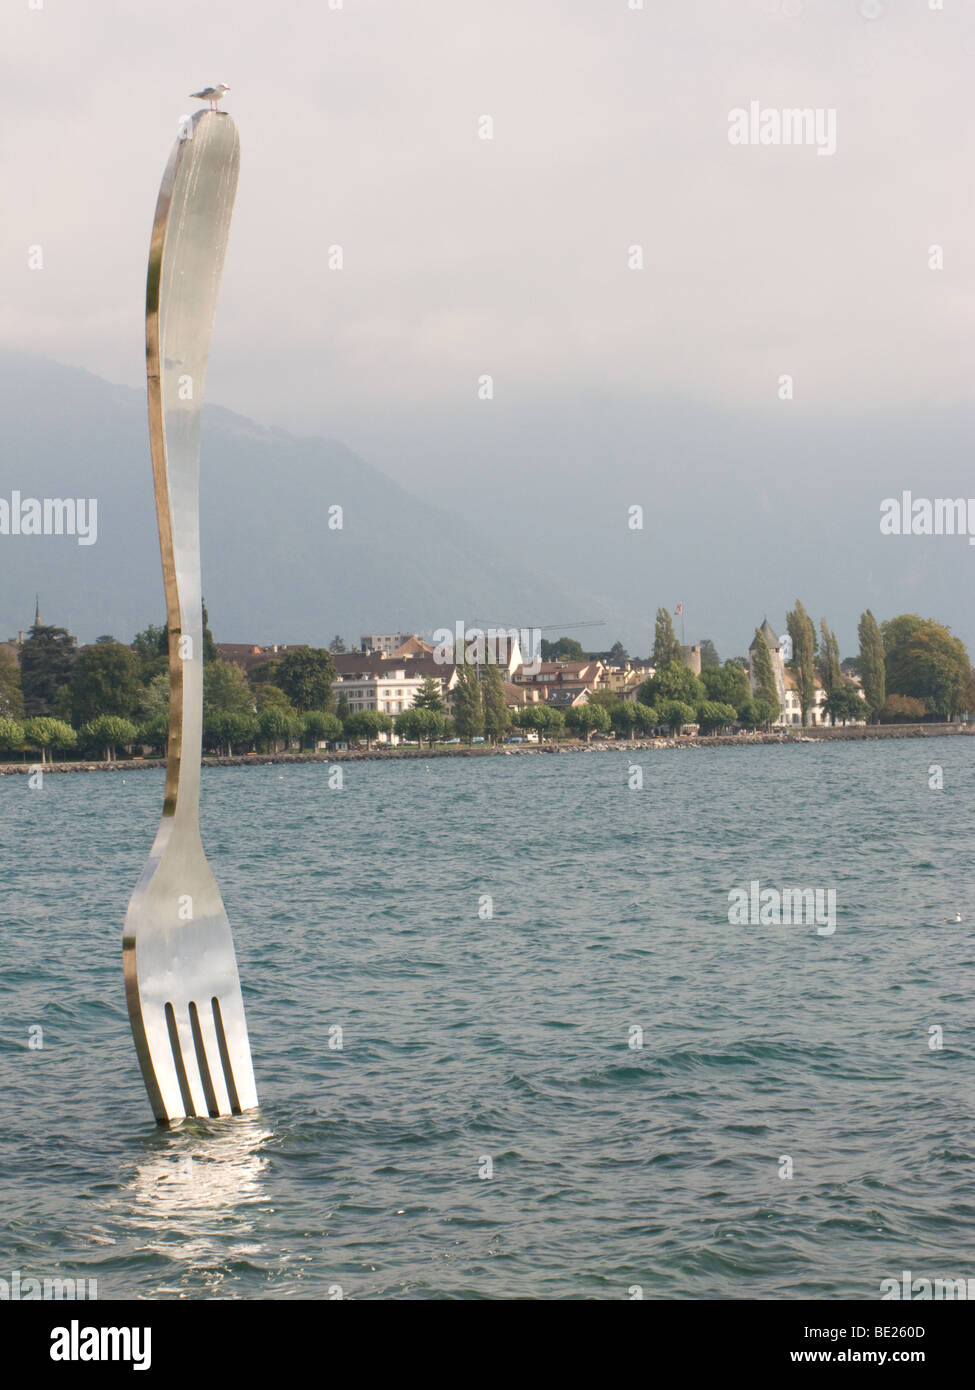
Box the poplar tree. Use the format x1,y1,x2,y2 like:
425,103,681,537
750,629,780,716
818,620,842,719
857,610,886,722
786,601,817,725
652,608,682,668
481,664,510,744
451,663,484,744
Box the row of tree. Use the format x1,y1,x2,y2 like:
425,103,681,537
647,604,973,726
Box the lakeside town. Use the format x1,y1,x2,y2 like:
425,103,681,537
0,601,972,764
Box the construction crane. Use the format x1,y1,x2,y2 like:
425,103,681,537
468,619,608,669
470,619,607,634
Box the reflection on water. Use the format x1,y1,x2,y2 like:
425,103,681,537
111,1114,273,1292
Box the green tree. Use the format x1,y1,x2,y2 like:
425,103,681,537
329,635,347,653
695,700,738,735
516,704,565,741
818,620,842,712
255,684,294,714
0,716,25,757
249,659,282,686
204,658,254,715
19,624,77,716
346,709,393,748
516,705,547,739
820,681,863,726
609,702,638,737
452,663,484,743
699,638,720,669
539,636,586,662
652,608,682,669
878,694,929,723
0,646,24,719
481,665,511,744
201,599,219,664
275,646,336,711
608,641,630,666
23,716,76,763
412,676,445,712
640,661,704,708
701,661,751,713
786,601,817,725
302,709,343,750
395,707,446,747
81,714,138,761
335,689,351,721
137,670,170,723
631,702,658,734
203,709,259,755
656,699,696,734
137,714,169,755
71,641,142,726
738,698,775,730
394,708,423,744
130,623,169,683
565,703,611,741
750,629,780,716
258,705,302,752
882,615,969,720
543,707,565,739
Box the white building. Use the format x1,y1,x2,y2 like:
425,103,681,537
337,669,425,716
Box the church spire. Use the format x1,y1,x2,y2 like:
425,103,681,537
33,594,41,628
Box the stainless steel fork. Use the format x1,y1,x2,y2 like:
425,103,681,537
123,108,258,1124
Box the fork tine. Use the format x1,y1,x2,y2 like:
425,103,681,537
190,999,232,1115
210,993,258,1112
164,1003,209,1118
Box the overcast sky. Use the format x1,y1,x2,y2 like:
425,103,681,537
5,0,975,655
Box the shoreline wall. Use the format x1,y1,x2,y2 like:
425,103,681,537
1,722,973,774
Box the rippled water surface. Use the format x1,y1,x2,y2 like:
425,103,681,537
1,742,973,1299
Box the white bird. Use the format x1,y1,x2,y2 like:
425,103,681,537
189,83,230,111
946,912,962,923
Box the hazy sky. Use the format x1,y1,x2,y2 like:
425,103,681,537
5,0,975,655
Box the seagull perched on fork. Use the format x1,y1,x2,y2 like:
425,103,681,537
189,83,230,111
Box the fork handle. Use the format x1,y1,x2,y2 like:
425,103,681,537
146,112,240,831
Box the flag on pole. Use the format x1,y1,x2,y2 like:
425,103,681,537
674,602,683,616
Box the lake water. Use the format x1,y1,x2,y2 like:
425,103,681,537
1,741,972,1299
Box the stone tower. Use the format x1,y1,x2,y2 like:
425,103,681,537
681,644,702,675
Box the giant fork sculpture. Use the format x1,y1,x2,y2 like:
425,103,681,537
123,107,258,1124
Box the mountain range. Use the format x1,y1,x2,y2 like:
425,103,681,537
0,353,614,650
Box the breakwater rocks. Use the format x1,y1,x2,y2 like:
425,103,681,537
1,721,973,774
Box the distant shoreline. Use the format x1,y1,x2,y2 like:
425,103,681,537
1,721,972,773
